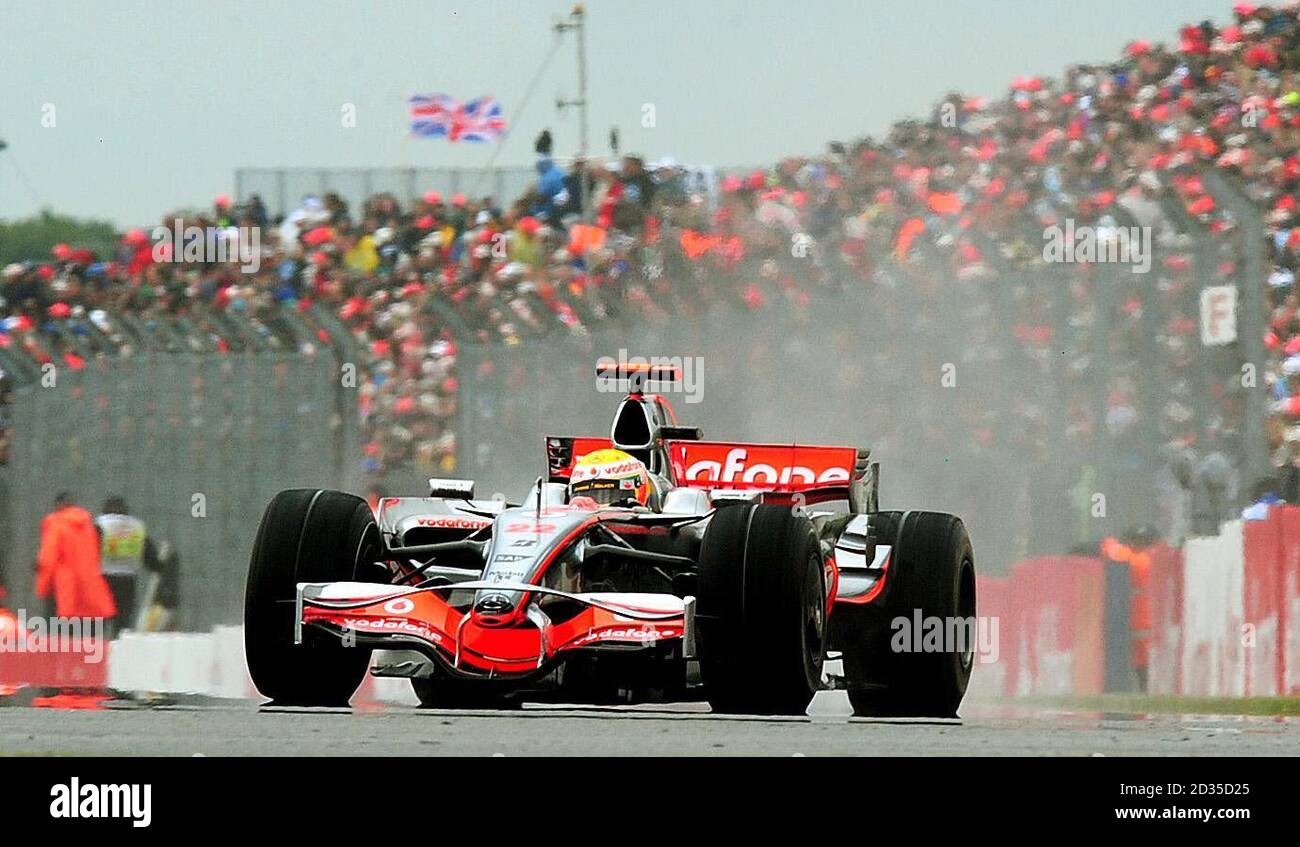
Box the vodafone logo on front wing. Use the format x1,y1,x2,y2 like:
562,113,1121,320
342,617,443,643
414,516,491,529
573,627,677,646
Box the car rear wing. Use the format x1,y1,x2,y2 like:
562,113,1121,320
667,441,876,509
546,436,878,511
594,360,683,387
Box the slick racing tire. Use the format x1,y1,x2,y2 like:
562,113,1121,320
697,504,826,715
843,511,976,718
410,675,521,710
245,489,381,705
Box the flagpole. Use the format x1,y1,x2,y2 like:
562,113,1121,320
555,4,590,220
576,5,588,164
466,27,565,198
401,96,414,207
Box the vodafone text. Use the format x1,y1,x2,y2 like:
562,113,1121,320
684,448,850,486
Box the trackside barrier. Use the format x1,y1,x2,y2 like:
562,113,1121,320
108,626,280,699
1005,556,1105,697
4,627,418,705
977,509,1300,699
1243,511,1285,696
1281,508,1300,695
108,629,250,697
969,576,1008,699
1182,521,1245,697
1145,544,1184,696
0,638,109,689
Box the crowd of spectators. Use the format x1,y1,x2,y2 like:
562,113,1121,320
6,2,1300,556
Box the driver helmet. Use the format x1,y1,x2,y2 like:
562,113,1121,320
568,448,654,508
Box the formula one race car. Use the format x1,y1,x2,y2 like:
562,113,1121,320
244,363,977,716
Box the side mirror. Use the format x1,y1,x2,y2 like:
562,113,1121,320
849,460,878,514
658,425,703,441
428,478,475,499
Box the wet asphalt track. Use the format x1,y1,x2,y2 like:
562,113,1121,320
4,693,1300,755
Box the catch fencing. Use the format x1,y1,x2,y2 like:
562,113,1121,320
234,166,539,219
0,325,360,631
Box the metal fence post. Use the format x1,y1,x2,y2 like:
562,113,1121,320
1202,168,1271,488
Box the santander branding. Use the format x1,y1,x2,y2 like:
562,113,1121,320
683,447,851,487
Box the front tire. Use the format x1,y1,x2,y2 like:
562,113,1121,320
696,504,826,715
244,489,380,705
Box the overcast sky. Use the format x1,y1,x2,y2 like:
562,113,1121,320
0,0,1231,226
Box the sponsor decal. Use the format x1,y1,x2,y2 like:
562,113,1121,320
414,516,491,529
383,598,415,614
490,554,530,564
341,617,444,643
572,626,677,646
571,459,644,481
677,446,852,487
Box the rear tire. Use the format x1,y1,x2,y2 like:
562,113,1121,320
697,504,826,715
843,511,976,718
244,489,380,705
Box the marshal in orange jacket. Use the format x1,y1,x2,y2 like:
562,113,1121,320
1101,537,1151,669
35,505,117,619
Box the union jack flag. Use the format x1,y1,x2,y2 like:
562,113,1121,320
409,94,507,142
